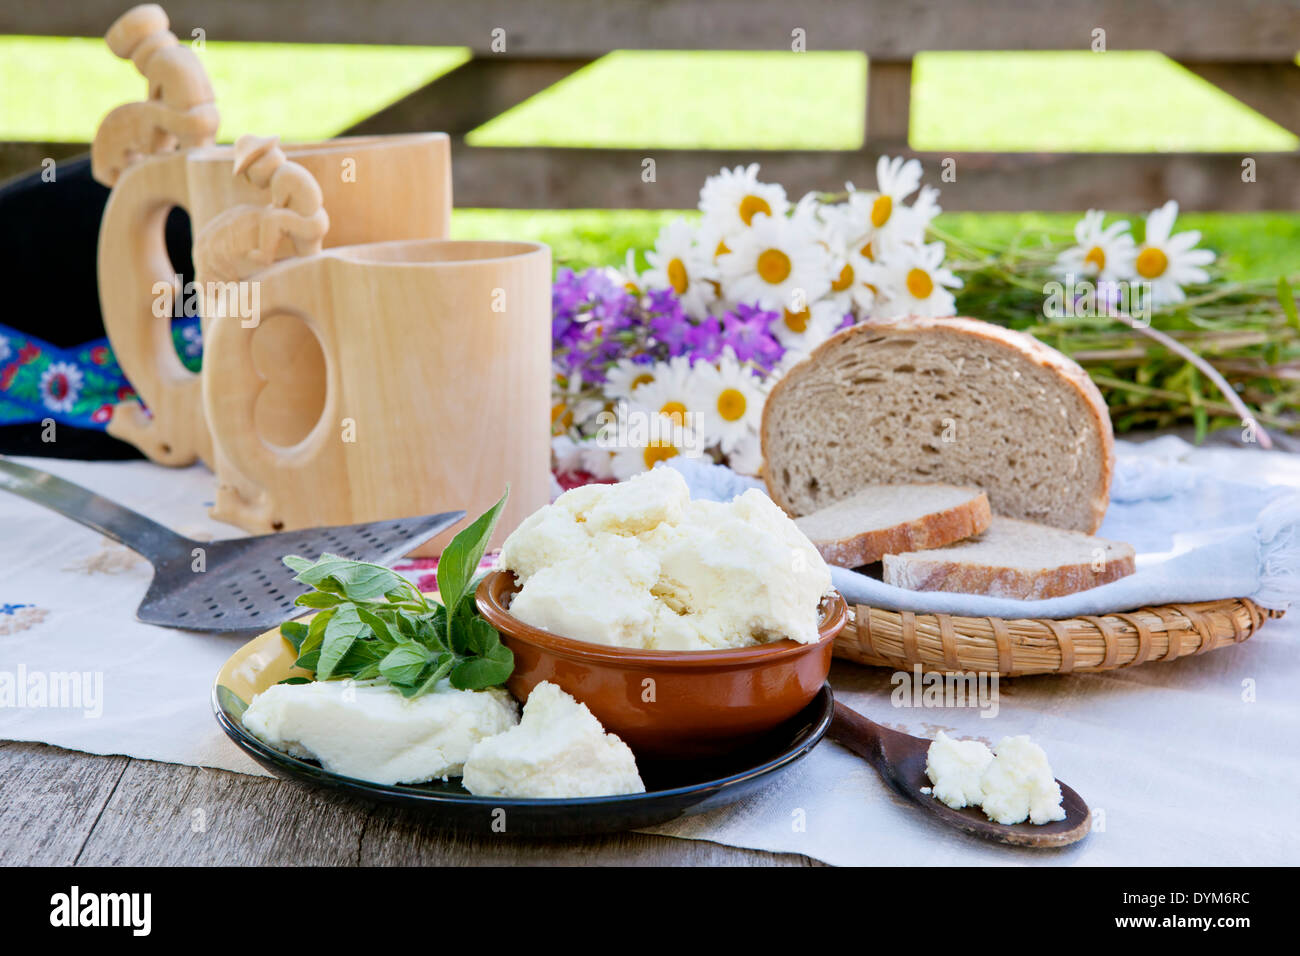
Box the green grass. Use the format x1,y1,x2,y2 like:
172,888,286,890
0,36,466,142
451,208,1300,282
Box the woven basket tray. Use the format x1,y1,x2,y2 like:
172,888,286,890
834,599,1283,676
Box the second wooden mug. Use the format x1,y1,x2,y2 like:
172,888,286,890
98,132,452,468
201,238,553,553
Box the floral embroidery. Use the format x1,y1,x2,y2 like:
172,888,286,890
0,318,201,430
0,605,48,635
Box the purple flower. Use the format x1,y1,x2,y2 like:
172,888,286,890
721,304,784,371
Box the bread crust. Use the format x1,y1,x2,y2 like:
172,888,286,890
803,491,992,568
883,547,1136,600
760,316,1115,533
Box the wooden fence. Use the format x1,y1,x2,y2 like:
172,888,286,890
4,0,1300,209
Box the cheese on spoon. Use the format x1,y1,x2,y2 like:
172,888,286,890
925,732,1066,825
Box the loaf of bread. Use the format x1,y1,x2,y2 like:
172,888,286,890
883,517,1135,599
794,484,991,567
761,316,1115,533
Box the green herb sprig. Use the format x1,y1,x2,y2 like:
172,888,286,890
277,490,513,696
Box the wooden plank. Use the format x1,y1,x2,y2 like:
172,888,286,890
0,741,128,866
344,57,594,138
866,61,912,143
1180,62,1300,135
5,143,1297,211
8,0,1300,61
445,145,1300,211
7,745,815,865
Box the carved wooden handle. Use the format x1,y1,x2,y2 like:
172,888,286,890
91,4,219,187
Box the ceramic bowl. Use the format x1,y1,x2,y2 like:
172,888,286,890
475,570,849,759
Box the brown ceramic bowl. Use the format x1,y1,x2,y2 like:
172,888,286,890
475,570,849,760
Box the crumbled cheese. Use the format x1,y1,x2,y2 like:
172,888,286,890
241,679,518,785
461,681,645,798
979,735,1067,826
924,731,1066,825
925,730,993,809
498,466,832,650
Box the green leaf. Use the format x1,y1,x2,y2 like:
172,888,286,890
378,643,431,686
286,553,410,603
449,641,514,691
294,591,344,609
276,676,313,686
1279,277,1300,330
316,606,369,681
406,653,455,698
279,620,310,652
436,489,508,624
356,606,398,647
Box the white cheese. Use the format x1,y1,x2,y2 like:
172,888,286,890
498,466,832,650
461,681,645,798
924,731,1066,825
924,730,993,809
979,735,1068,826
241,679,518,785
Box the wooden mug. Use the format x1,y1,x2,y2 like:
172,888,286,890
97,132,453,468
201,239,552,553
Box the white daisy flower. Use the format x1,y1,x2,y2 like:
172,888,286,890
613,249,644,294
858,156,925,252
718,210,831,311
768,298,846,352
608,402,702,481
698,163,790,240
1135,200,1216,306
643,219,718,317
580,442,617,480
1055,210,1136,282
602,357,658,402
551,434,587,475
872,241,962,318
39,361,84,413
551,368,604,434
692,351,765,453
634,357,702,431
819,210,879,315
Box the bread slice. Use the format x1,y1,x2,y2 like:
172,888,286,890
795,484,991,567
761,316,1114,533
883,517,1135,599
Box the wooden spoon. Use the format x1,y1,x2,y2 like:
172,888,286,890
828,701,1091,848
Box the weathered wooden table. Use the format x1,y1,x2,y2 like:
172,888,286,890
0,740,819,866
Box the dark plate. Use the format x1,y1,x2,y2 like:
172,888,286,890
213,684,833,837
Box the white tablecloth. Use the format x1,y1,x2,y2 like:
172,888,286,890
1,439,1297,865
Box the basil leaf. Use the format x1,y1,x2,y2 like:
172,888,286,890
436,489,508,624
317,606,369,680
287,554,408,602
356,607,398,647
378,643,431,686
276,676,312,686
279,620,309,651
405,653,455,698
294,591,344,609
449,641,514,691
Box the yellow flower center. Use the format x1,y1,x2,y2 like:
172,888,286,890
666,257,689,294
1083,245,1106,271
550,403,573,430
1136,246,1168,279
631,372,654,390
871,195,892,228
783,307,810,333
624,282,639,293
859,241,874,261
659,401,688,426
738,194,771,226
757,248,792,285
906,268,934,299
831,262,854,292
714,239,730,258
717,388,747,422
642,441,679,469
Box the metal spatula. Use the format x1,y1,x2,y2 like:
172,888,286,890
0,457,464,636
